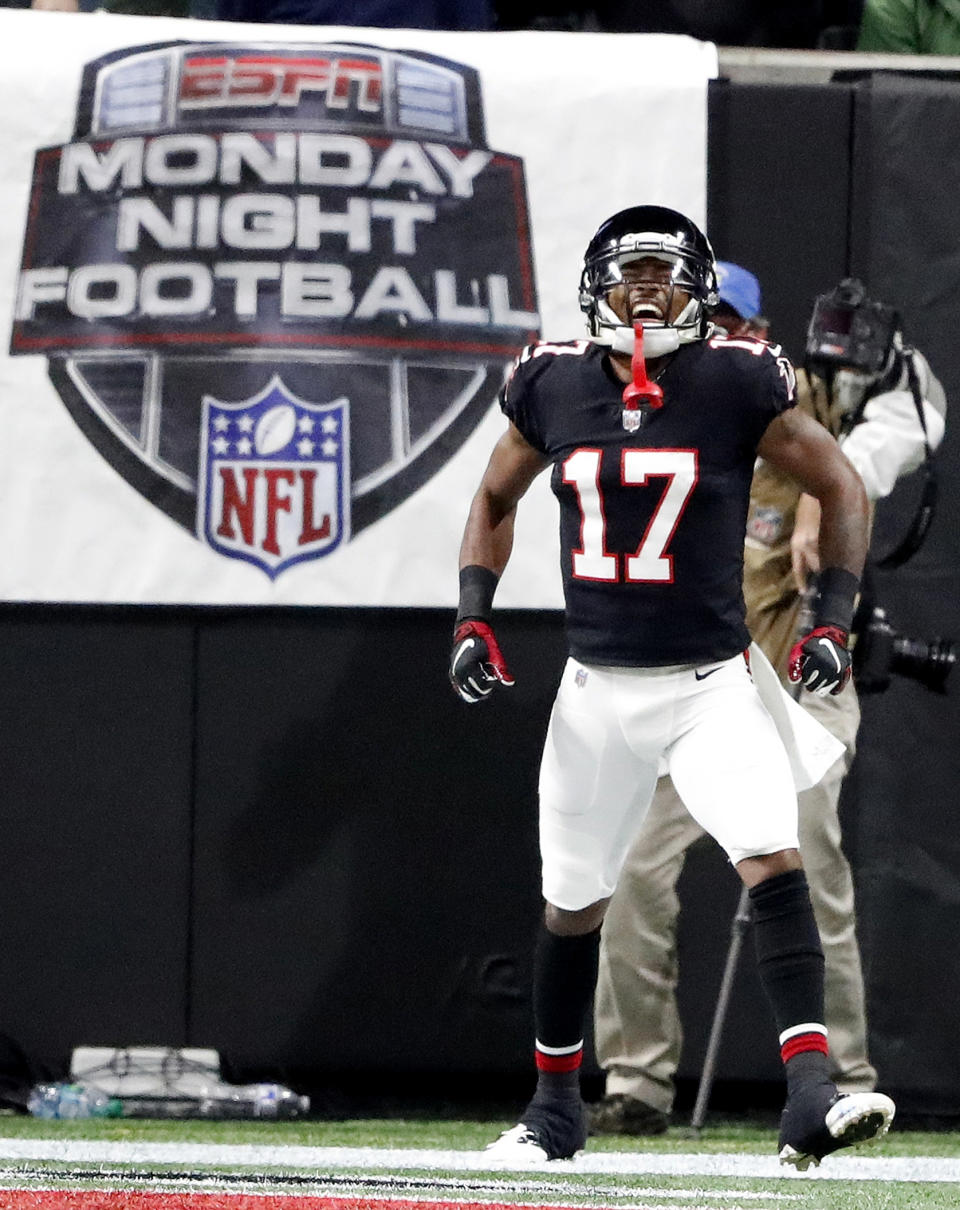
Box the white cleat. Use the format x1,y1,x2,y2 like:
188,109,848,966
483,1123,551,1165
779,1091,896,1170
825,1090,896,1144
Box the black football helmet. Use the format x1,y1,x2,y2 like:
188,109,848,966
579,205,719,356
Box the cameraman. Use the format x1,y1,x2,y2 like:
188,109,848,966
590,274,946,1136
792,282,946,592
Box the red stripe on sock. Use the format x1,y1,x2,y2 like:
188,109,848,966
781,1032,829,1063
535,1046,583,1073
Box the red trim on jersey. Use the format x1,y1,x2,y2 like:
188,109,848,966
535,1046,583,1073
781,1032,830,1063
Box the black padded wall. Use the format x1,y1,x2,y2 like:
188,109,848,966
841,73,960,1114
187,608,564,1082
707,79,853,360
0,609,194,1075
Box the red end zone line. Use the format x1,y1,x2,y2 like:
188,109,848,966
0,1197,604,1210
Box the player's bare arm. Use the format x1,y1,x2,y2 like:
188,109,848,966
449,422,549,703
458,421,550,576
758,406,868,696
757,406,868,580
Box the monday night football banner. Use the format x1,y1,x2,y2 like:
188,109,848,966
0,10,717,605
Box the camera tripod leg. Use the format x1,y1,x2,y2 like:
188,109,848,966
690,883,753,1131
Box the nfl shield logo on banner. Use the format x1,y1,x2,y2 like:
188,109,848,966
200,376,350,578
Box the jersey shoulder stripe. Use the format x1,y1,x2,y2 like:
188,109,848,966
504,339,594,396
705,333,797,403
520,339,593,361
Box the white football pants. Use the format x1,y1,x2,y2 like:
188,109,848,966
538,652,798,910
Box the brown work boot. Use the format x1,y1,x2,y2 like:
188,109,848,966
588,1093,668,1136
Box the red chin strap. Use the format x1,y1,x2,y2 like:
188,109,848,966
621,321,664,412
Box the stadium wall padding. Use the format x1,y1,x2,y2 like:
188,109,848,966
0,72,958,1115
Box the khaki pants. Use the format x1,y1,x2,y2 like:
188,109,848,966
594,682,877,1113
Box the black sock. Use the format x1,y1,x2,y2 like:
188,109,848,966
749,869,827,1065
532,923,601,1096
785,1048,832,1091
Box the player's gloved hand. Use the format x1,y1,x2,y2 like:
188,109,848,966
449,620,515,703
788,625,852,697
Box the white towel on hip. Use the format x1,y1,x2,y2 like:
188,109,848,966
749,641,845,792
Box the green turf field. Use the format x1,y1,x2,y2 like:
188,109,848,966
0,1113,957,1209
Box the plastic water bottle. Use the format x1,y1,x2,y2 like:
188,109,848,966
198,1082,309,1119
28,1082,123,1119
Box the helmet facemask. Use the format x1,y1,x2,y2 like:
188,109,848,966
580,221,718,358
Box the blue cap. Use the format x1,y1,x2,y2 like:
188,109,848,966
715,261,762,320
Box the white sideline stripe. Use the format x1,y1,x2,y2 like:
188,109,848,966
0,1140,958,1184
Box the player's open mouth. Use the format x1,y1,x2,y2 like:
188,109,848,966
629,300,665,321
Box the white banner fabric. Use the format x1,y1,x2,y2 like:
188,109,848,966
0,10,716,606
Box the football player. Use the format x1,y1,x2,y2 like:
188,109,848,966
449,206,895,1168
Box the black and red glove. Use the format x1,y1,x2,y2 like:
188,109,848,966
449,619,515,704
788,625,852,697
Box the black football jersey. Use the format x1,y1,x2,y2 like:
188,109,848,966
500,336,797,666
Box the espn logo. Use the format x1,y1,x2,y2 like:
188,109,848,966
179,54,383,113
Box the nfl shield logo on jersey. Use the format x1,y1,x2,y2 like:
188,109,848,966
746,504,783,547
200,377,349,578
